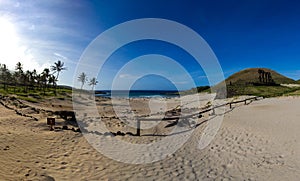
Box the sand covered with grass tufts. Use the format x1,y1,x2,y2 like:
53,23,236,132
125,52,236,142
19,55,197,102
0,94,299,180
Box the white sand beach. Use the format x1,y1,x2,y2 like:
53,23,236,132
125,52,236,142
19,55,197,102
0,95,299,180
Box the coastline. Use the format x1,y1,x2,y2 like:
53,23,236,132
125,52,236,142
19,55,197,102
95,90,180,98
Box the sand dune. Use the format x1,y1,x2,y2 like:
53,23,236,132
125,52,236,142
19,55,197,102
0,95,299,180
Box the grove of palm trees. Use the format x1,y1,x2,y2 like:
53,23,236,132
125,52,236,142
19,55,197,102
0,61,98,102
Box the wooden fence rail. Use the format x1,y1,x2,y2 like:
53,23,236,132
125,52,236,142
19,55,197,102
135,96,263,136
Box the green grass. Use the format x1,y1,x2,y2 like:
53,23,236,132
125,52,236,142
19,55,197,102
180,86,211,95
17,96,38,103
0,85,72,102
227,85,300,98
220,68,300,97
284,89,300,96
182,84,300,98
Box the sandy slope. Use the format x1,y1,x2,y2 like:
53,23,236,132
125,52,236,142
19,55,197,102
0,95,299,180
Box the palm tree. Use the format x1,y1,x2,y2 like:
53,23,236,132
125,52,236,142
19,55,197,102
51,60,67,81
0,64,9,89
26,70,34,88
15,62,23,88
32,69,37,89
36,74,42,90
89,77,98,93
48,75,56,88
5,70,12,89
78,72,87,95
24,70,31,92
15,62,23,74
51,60,67,95
41,68,51,94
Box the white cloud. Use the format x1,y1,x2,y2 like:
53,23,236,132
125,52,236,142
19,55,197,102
54,52,67,61
119,73,137,79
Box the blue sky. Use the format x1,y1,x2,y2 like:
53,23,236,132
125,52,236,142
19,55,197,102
0,0,300,90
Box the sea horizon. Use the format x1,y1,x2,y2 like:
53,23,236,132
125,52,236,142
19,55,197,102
95,90,180,98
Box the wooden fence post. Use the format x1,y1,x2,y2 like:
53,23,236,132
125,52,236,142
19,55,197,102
47,118,55,131
137,119,141,136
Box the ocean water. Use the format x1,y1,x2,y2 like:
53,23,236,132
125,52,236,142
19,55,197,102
95,90,180,98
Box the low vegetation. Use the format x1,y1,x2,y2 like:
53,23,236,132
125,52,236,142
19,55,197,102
0,61,67,96
284,89,300,96
0,61,73,102
0,61,99,102
1,64,299,100
180,86,210,95
225,68,300,97
0,85,72,102
226,85,300,98
184,68,300,98
225,68,296,85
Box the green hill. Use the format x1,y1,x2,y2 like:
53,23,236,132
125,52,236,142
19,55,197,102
184,68,300,98
225,68,295,85
222,68,299,97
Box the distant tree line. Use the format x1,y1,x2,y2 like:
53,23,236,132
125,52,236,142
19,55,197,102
0,61,66,95
0,62,99,95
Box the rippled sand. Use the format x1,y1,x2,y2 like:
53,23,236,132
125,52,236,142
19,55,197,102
0,95,299,180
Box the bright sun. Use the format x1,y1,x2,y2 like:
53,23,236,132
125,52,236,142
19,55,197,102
0,17,49,72
0,17,20,67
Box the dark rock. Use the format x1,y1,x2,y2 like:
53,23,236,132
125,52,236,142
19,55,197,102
116,131,125,136
40,175,55,181
126,132,134,136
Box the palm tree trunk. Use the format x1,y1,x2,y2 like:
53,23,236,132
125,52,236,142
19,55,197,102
55,72,60,96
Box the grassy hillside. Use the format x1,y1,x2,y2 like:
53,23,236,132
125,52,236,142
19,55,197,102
225,68,295,85
184,68,300,98
195,68,300,97
219,68,300,97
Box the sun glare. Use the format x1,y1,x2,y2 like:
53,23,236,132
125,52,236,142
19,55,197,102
0,17,50,72
0,17,20,66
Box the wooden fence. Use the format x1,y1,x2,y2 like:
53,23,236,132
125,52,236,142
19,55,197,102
135,96,263,136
